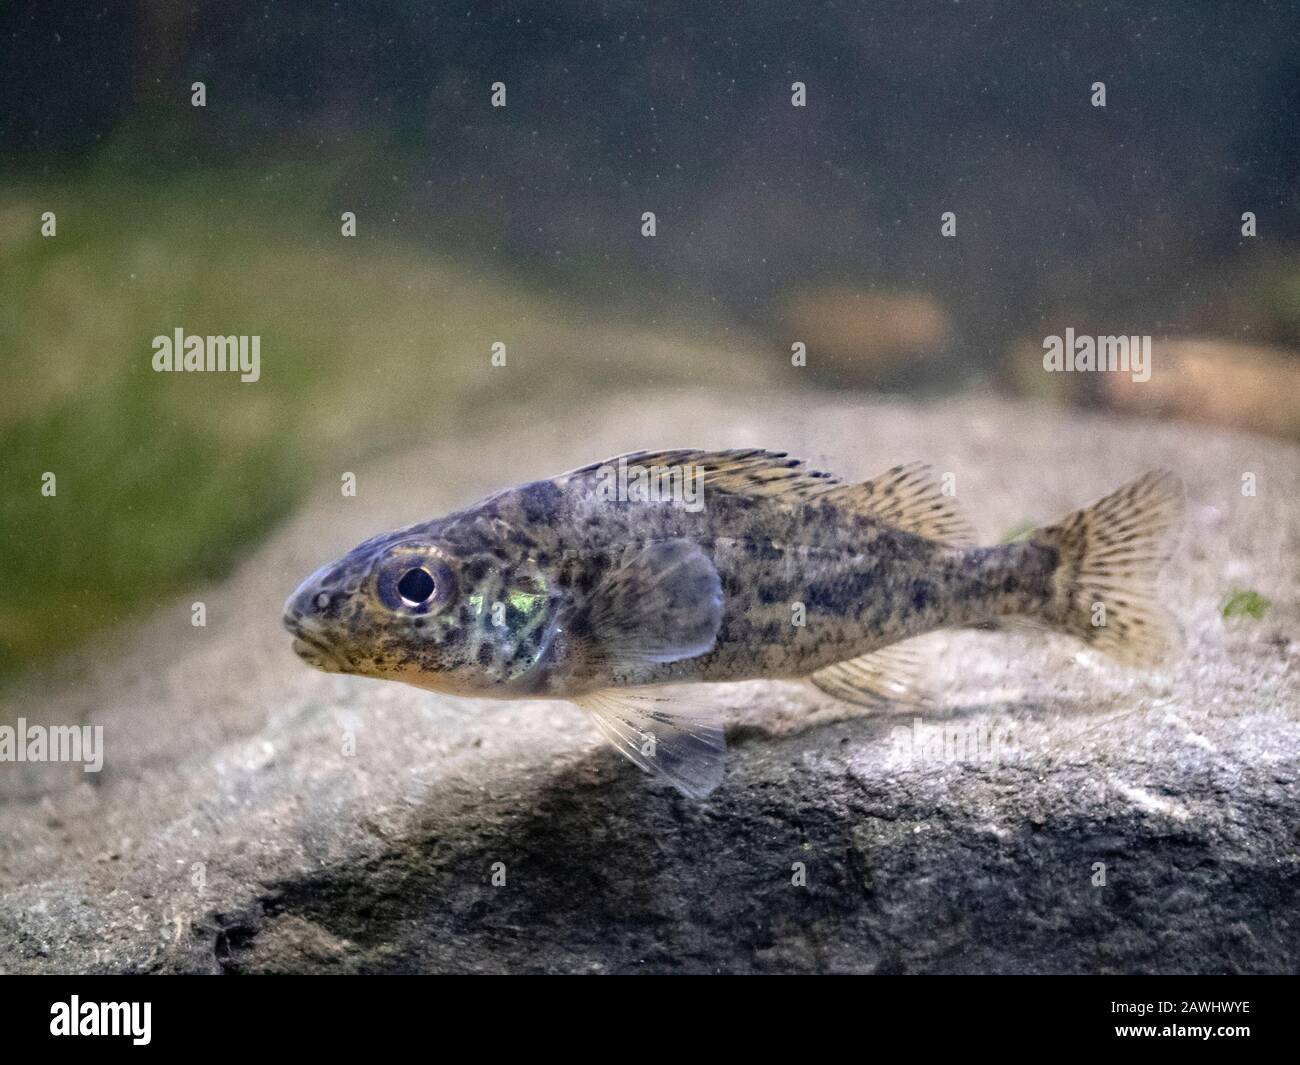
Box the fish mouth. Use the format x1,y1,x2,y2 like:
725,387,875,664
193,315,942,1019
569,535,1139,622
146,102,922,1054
283,614,349,673
291,637,342,672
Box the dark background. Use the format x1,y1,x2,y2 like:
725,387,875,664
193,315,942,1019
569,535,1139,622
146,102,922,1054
5,1,1298,356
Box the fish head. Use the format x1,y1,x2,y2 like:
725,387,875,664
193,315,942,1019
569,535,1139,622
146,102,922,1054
282,523,558,696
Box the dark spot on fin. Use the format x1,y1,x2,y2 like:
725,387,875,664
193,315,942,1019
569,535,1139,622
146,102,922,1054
587,539,722,666
575,687,726,798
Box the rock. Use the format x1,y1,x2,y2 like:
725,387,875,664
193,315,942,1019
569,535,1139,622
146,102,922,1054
1,392,1297,974
1101,339,1300,441
1006,333,1300,442
780,288,953,386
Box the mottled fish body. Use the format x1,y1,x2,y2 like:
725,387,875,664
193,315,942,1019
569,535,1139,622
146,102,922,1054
284,450,1183,797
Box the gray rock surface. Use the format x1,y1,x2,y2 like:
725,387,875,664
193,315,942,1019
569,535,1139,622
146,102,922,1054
1,392,1297,973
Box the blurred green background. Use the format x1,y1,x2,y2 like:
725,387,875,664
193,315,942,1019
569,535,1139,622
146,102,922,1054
2,2,1298,684
0,166,756,676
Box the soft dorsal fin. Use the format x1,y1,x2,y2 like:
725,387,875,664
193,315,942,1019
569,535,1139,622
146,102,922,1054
809,642,925,708
559,448,843,503
818,462,977,546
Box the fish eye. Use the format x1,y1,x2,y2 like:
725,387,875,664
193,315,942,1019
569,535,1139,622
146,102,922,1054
375,544,457,615
397,567,436,606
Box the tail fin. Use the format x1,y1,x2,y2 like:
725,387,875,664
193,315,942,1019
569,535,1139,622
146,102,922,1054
1031,470,1184,665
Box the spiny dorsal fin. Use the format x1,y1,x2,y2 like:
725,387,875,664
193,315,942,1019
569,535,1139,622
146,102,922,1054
560,451,975,544
559,448,843,503
809,642,925,708
818,462,977,546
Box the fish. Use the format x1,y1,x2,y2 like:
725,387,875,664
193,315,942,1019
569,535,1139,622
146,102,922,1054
282,450,1183,798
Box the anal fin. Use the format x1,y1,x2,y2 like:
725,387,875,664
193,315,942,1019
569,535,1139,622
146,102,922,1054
575,687,726,798
809,642,925,708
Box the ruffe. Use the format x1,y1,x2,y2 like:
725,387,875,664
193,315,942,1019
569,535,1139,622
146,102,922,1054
284,450,1184,797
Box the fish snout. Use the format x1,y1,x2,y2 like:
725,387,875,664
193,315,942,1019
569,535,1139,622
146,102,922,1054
283,565,327,623
282,564,352,672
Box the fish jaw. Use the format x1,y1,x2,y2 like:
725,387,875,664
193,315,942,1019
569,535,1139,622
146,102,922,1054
282,563,355,674
289,634,346,673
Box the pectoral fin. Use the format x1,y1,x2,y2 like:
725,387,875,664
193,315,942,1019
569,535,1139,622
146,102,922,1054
576,687,727,798
586,539,722,666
